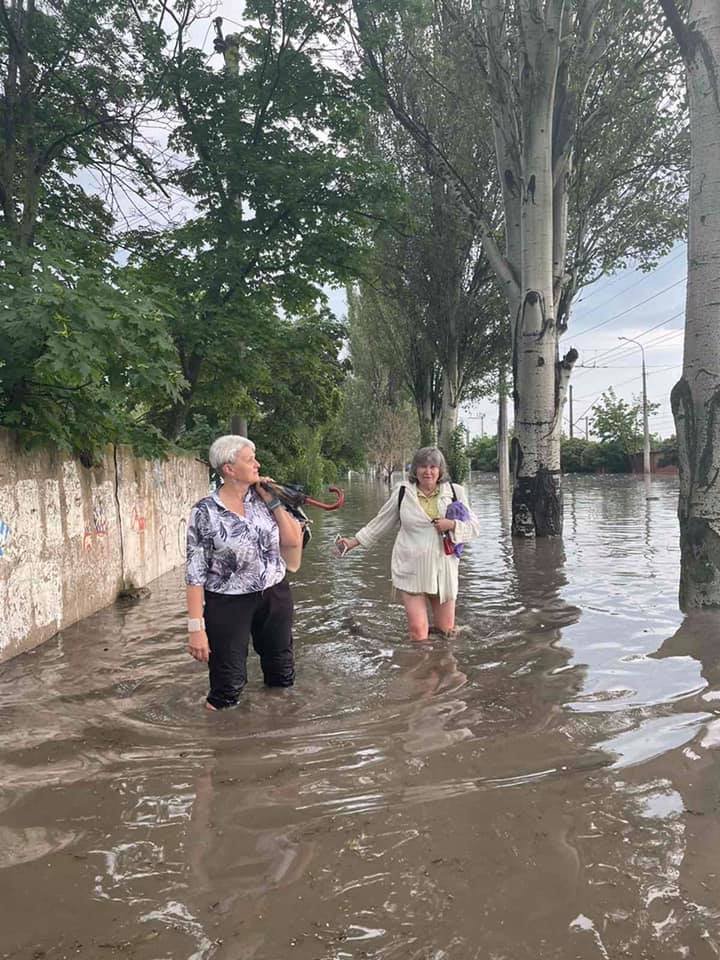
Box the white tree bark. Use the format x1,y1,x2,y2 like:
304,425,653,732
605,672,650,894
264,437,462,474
661,0,720,608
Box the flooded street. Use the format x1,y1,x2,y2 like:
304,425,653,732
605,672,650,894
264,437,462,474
3,474,720,960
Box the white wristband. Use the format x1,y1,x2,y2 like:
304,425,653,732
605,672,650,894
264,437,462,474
187,617,206,633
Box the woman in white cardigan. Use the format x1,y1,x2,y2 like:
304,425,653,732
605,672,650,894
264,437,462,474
337,447,480,641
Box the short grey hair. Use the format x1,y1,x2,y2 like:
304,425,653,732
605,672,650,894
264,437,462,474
408,446,450,484
208,435,255,474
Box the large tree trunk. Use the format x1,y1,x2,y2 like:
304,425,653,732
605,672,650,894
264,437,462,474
415,370,436,445
230,415,248,436
437,357,460,452
512,59,562,535
661,0,720,608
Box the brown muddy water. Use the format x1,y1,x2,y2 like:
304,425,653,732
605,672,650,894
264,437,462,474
2,474,720,960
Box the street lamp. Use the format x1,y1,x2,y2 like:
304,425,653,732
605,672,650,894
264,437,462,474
618,336,651,477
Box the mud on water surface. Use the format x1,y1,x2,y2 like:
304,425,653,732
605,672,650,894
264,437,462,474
2,475,720,960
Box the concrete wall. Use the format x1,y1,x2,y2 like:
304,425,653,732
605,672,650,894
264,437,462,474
0,430,209,662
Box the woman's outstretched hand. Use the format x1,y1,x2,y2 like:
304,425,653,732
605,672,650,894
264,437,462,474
335,536,359,557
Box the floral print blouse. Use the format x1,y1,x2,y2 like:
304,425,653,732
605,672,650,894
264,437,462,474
186,488,285,595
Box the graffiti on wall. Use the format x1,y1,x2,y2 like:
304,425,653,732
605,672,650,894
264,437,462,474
93,500,109,536
1,440,208,661
131,501,147,533
0,520,11,557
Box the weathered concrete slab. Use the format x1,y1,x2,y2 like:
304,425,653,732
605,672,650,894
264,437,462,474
0,430,208,661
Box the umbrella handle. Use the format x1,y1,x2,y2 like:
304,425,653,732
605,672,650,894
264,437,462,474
262,481,345,511
303,486,345,511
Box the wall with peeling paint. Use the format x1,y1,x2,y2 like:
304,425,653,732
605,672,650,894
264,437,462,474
0,430,209,662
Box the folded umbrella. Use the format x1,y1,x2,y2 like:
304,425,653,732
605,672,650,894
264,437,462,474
260,482,346,549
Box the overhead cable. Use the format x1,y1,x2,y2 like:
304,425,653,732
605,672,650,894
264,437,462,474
569,278,686,340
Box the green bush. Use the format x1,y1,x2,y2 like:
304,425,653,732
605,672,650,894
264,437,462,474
467,435,498,472
561,438,600,473
284,428,337,494
560,437,629,473
445,426,470,483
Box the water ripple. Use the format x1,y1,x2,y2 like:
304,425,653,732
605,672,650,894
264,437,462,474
2,475,720,959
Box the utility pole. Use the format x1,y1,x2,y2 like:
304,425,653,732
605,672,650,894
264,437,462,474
619,336,651,477
497,375,510,496
479,413,486,438
569,385,574,438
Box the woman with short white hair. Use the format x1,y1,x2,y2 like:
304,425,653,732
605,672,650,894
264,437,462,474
185,435,303,710
336,446,480,641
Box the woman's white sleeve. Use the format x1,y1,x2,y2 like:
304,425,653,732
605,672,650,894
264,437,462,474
451,486,481,544
355,486,402,549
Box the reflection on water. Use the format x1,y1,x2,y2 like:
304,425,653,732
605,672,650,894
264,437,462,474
1,475,720,958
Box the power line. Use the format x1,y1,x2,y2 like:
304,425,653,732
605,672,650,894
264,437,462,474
573,364,682,422
573,248,686,315
614,328,683,358
579,311,684,366
576,361,681,369
594,328,683,367
569,278,686,340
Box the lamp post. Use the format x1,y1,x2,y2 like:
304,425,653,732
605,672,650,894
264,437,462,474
618,336,651,477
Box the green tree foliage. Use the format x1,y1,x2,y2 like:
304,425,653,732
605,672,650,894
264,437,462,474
0,0,187,457
591,388,660,457
0,0,169,251
468,435,498,472
0,242,182,457
131,0,389,442
351,14,510,450
353,0,688,319
445,425,469,483
0,1,386,471
560,438,603,474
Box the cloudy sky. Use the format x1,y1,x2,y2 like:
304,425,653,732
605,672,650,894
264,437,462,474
326,245,687,443
555,245,686,443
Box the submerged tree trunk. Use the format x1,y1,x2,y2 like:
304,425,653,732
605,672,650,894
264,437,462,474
481,0,578,536
661,0,720,608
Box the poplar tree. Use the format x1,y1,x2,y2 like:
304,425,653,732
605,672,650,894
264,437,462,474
659,0,720,608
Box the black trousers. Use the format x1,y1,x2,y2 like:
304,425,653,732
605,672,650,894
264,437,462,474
204,579,295,709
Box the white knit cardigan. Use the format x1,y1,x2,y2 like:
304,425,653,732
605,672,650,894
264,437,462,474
354,481,481,603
